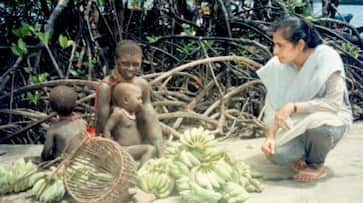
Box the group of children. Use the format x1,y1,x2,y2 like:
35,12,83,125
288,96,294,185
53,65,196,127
41,41,160,203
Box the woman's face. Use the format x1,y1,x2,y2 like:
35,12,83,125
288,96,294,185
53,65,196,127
116,54,142,81
272,30,303,64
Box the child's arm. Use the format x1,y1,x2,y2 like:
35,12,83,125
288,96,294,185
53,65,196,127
103,110,121,139
41,130,55,161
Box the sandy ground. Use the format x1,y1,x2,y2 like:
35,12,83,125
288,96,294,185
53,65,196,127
1,122,363,203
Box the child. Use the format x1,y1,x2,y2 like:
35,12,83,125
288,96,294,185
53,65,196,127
41,85,87,161
104,82,156,166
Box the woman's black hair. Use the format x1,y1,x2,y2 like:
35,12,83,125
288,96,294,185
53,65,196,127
272,16,322,48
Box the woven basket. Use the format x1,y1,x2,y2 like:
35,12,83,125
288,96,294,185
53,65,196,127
64,137,137,203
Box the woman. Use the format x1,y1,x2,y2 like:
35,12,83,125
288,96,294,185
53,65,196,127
257,16,352,182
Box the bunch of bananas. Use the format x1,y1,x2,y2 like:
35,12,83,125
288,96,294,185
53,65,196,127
192,165,225,189
179,180,222,203
31,167,65,203
222,182,249,203
168,161,189,179
137,127,264,202
180,127,216,151
0,159,38,194
32,178,65,202
0,166,11,194
163,142,182,158
137,172,175,198
235,161,264,193
138,158,171,175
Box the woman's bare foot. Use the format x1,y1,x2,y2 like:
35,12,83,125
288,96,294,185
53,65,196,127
293,166,327,182
292,159,307,172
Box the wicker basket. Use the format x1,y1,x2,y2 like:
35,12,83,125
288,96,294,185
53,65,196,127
63,137,137,203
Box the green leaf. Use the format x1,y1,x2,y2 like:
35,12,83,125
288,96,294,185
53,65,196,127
67,40,74,47
19,22,34,36
69,69,79,77
38,73,48,82
58,34,69,49
26,92,40,105
12,29,22,38
23,67,33,74
74,51,80,59
12,22,33,38
36,32,48,45
31,75,39,83
17,39,28,55
32,72,48,84
11,43,22,56
146,36,160,44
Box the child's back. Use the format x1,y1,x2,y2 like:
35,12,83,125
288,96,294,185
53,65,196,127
42,117,87,160
41,85,86,161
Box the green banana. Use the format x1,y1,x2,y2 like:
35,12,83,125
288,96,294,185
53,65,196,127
189,181,222,201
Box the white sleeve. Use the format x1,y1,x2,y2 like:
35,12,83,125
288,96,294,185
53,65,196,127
296,72,344,113
263,98,275,128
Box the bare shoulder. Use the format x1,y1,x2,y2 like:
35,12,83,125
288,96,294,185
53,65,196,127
133,77,149,89
98,76,113,89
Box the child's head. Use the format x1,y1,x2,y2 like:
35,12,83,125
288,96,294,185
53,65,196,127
114,40,143,81
115,40,143,59
112,83,142,113
49,85,77,116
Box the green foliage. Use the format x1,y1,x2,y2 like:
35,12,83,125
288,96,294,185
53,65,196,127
131,0,141,8
35,32,48,45
303,16,319,24
286,0,312,16
69,68,82,77
239,47,248,57
26,91,41,105
177,42,198,59
23,67,33,74
12,22,33,38
11,22,49,57
203,40,214,49
11,39,28,56
58,34,74,49
25,72,48,105
146,36,160,44
83,57,97,68
31,73,49,84
181,26,196,36
341,42,360,59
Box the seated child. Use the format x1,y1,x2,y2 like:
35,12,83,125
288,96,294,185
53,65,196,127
41,85,87,161
104,82,156,166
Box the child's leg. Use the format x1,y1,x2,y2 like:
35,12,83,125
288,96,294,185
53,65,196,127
126,145,156,166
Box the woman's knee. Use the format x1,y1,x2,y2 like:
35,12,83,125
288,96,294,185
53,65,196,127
305,126,335,149
266,149,299,165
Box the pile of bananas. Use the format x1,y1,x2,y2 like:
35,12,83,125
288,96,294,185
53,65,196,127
139,127,264,202
31,167,65,203
0,166,10,193
0,159,38,194
179,127,216,150
0,159,67,202
137,172,175,198
138,158,171,175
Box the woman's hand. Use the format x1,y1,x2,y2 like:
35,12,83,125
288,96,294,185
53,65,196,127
274,102,295,129
261,137,276,155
